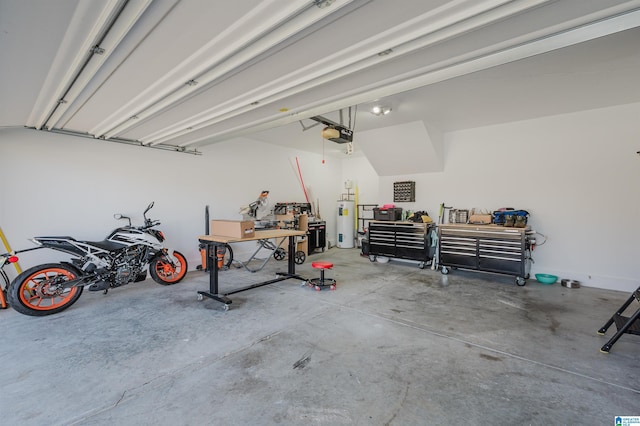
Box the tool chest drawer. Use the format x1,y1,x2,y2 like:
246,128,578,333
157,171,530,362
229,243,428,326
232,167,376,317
368,221,433,267
438,224,531,285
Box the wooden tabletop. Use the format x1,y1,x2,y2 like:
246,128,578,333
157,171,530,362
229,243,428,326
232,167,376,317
198,229,306,244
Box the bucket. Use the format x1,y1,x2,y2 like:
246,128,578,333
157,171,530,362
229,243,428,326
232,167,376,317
200,247,207,270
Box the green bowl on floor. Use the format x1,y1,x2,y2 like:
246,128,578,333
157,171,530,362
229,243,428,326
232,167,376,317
535,273,558,284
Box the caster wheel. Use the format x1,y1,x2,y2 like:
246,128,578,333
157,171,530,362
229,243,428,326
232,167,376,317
516,276,526,286
369,255,376,262
419,262,425,269
330,284,336,291
197,293,204,301
273,248,286,261
222,304,230,312
441,266,449,275
315,286,321,291
294,251,306,265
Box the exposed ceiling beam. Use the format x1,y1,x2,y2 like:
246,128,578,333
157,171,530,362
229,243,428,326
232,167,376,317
92,0,344,140
177,4,640,147
5,0,640,157
44,0,154,131
26,0,126,130
141,0,542,146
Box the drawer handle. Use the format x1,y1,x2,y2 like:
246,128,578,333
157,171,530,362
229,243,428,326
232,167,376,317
479,255,520,261
441,250,475,256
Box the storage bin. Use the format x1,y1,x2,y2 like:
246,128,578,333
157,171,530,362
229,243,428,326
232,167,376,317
373,207,403,221
448,209,469,224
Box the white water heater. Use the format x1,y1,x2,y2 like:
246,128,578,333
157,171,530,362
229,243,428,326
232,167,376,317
337,200,355,248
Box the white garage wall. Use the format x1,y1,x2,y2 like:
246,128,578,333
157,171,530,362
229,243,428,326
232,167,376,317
341,155,380,206
0,128,342,280
3,101,639,292
346,101,640,292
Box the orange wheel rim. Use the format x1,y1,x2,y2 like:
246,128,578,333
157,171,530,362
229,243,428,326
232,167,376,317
156,254,185,283
18,268,78,311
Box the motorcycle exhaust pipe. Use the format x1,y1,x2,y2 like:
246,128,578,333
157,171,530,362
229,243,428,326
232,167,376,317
88,280,110,292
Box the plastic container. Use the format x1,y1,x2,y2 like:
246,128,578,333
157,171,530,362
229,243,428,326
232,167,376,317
535,273,558,284
373,207,402,221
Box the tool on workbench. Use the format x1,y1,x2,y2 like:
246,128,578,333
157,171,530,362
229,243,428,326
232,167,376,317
240,190,270,219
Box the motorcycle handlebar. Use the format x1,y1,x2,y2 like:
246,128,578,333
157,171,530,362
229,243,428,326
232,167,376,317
142,219,161,229
116,202,158,228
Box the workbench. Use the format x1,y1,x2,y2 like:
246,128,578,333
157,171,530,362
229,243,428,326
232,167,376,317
198,229,307,310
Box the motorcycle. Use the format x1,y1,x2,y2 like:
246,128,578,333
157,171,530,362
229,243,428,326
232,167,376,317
7,202,188,316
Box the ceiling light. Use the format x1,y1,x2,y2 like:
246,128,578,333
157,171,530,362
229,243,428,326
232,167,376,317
371,105,391,116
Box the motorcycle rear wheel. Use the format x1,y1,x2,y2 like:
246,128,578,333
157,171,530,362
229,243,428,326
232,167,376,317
8,263,83,316
150,250,188,285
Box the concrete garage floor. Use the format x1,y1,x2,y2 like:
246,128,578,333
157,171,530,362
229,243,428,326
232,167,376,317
1,248,638,425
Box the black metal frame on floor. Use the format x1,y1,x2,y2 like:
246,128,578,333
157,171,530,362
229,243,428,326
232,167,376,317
197,234,305,309
598,286,640,353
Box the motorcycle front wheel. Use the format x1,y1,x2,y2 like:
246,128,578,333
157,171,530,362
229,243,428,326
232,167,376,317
8,263,83,316
149,250,188,285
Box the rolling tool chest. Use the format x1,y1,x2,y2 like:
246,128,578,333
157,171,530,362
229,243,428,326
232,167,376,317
438,224,531,285
307,220,326,254
368,220,434,268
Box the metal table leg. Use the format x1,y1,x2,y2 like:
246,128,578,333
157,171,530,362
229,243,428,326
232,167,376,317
197,235,306,310
197,241,232,308
275,234,303,278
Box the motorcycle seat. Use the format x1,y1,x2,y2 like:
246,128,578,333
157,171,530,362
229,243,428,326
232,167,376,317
86,240,126,251
36,236,77,241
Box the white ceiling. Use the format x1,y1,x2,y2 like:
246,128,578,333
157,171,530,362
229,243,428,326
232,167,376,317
1,0,640,157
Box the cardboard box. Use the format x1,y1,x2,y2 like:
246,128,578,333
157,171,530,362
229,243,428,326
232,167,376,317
210,220,255,239
298,214,309,232
468,214,492,224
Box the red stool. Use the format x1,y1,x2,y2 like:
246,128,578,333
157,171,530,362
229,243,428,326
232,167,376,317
308,261,336,291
